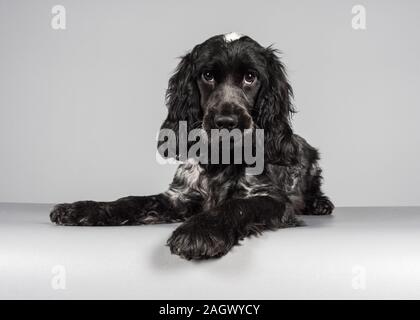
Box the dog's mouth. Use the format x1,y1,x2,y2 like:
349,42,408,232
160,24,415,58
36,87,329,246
210,134,244,149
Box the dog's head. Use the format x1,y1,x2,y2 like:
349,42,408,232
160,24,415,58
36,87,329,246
159,33,298,166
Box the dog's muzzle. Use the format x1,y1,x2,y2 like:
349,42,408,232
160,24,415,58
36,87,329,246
203,102,253,132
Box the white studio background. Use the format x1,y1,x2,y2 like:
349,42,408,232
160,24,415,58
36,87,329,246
0,0,419,206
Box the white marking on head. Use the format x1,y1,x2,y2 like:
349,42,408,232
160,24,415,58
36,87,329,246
224,32,244,43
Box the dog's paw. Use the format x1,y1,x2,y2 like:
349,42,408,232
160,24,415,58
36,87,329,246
50,201,107,226
312,196,334,215
167,218,235,260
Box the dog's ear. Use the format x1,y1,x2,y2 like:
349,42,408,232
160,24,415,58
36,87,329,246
158,48,202,159
254,47,299,166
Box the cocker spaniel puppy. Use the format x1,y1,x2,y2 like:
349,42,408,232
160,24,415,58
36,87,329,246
50,33,334,260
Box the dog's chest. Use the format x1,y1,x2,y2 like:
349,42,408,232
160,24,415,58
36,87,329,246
173,161,281,210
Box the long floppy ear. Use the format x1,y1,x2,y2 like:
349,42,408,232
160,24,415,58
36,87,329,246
158,48,202,160
254,47,299,166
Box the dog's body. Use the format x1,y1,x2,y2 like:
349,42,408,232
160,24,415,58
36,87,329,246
50,33,334,260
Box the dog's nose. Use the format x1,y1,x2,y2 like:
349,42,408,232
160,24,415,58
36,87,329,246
214,115,238,130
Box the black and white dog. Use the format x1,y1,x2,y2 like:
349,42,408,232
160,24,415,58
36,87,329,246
50,33,334,260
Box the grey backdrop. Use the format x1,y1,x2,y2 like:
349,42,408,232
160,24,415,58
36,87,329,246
0,0,419,206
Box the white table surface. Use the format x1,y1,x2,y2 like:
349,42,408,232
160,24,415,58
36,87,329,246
1,203,419,299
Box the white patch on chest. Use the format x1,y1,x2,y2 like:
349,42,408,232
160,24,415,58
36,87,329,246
183,159,203,188
224,32,244,42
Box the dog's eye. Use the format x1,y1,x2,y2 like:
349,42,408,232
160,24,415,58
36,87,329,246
202,71,215,82
244,72,256,85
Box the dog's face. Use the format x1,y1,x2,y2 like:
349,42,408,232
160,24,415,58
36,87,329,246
194,35,265,131
160,33,299,166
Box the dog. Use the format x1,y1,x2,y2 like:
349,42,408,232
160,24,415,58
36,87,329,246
50,33,334,260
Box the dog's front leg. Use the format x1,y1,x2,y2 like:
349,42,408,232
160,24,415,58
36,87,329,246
167,196,302,260
50,194,193,226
